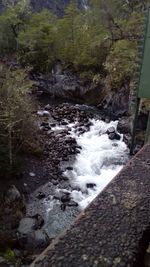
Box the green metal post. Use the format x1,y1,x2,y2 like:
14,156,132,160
145,110,150,143
130,98,140,155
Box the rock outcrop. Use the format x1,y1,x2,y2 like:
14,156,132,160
32,71,106,105
0,0,89,16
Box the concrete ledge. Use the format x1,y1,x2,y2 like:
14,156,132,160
30,144,150,267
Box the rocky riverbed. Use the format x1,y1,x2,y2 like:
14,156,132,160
0,101,140,266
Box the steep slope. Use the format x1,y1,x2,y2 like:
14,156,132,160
0,0,89,15
30,0,70,15
30,0,89,15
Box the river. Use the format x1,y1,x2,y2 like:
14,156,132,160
27,101,129,239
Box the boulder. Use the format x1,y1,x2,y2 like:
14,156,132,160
33,230,49,249
37,111,50,117
86,183,96,189
106,127,116,135
106,127,121,141
4,185,21,204
61,193,71,203
17,217,49,251
108,132,121,141
18,217,36,236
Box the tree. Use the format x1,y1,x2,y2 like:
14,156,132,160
19,9,57,72
104,39,137,89
57,0,79,65
0,63,37,177
0,0,31,55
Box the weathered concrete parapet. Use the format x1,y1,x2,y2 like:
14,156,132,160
30,144,150,267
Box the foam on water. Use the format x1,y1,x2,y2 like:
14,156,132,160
64,119,129,209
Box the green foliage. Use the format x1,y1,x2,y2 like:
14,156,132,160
0,63,37,177
3,248,16,263
104,40,137,88
0,0,31,55
18,9,57,72
0,0,148,87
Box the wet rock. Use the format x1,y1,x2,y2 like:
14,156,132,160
105,118,110,123
37,111,50,117
17,218,49,251
86,183,96,189
66,137,76,144
45,104,51,110
33,71,106,105
50,123,56,127
4,185,21,204
32,214,44,229
60,203,66,211
40,122,50,128
18,218,37,234
66,167,73,171
29,172,36,177
68,201,78,207
112,143,118,147
33,230,49,249
108,132,121,141
61,121,68,126
61,193,71,203
107,127,116,135
62,176,69,181
36,192,46,200
52,180,58,186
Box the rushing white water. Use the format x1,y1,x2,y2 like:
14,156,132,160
63,119,129,209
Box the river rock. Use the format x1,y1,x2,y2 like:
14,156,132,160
108,132,121,141
32,214,44,229
4,185,21,204
37,111,50,117
66,166,73,171
18,218,37,234
107,127,116,135
17,218,49,251
34,230,49,249
86,183,96,189
36,192,46,200
106,127,121,141
61,193,71,203
45,104,51,110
